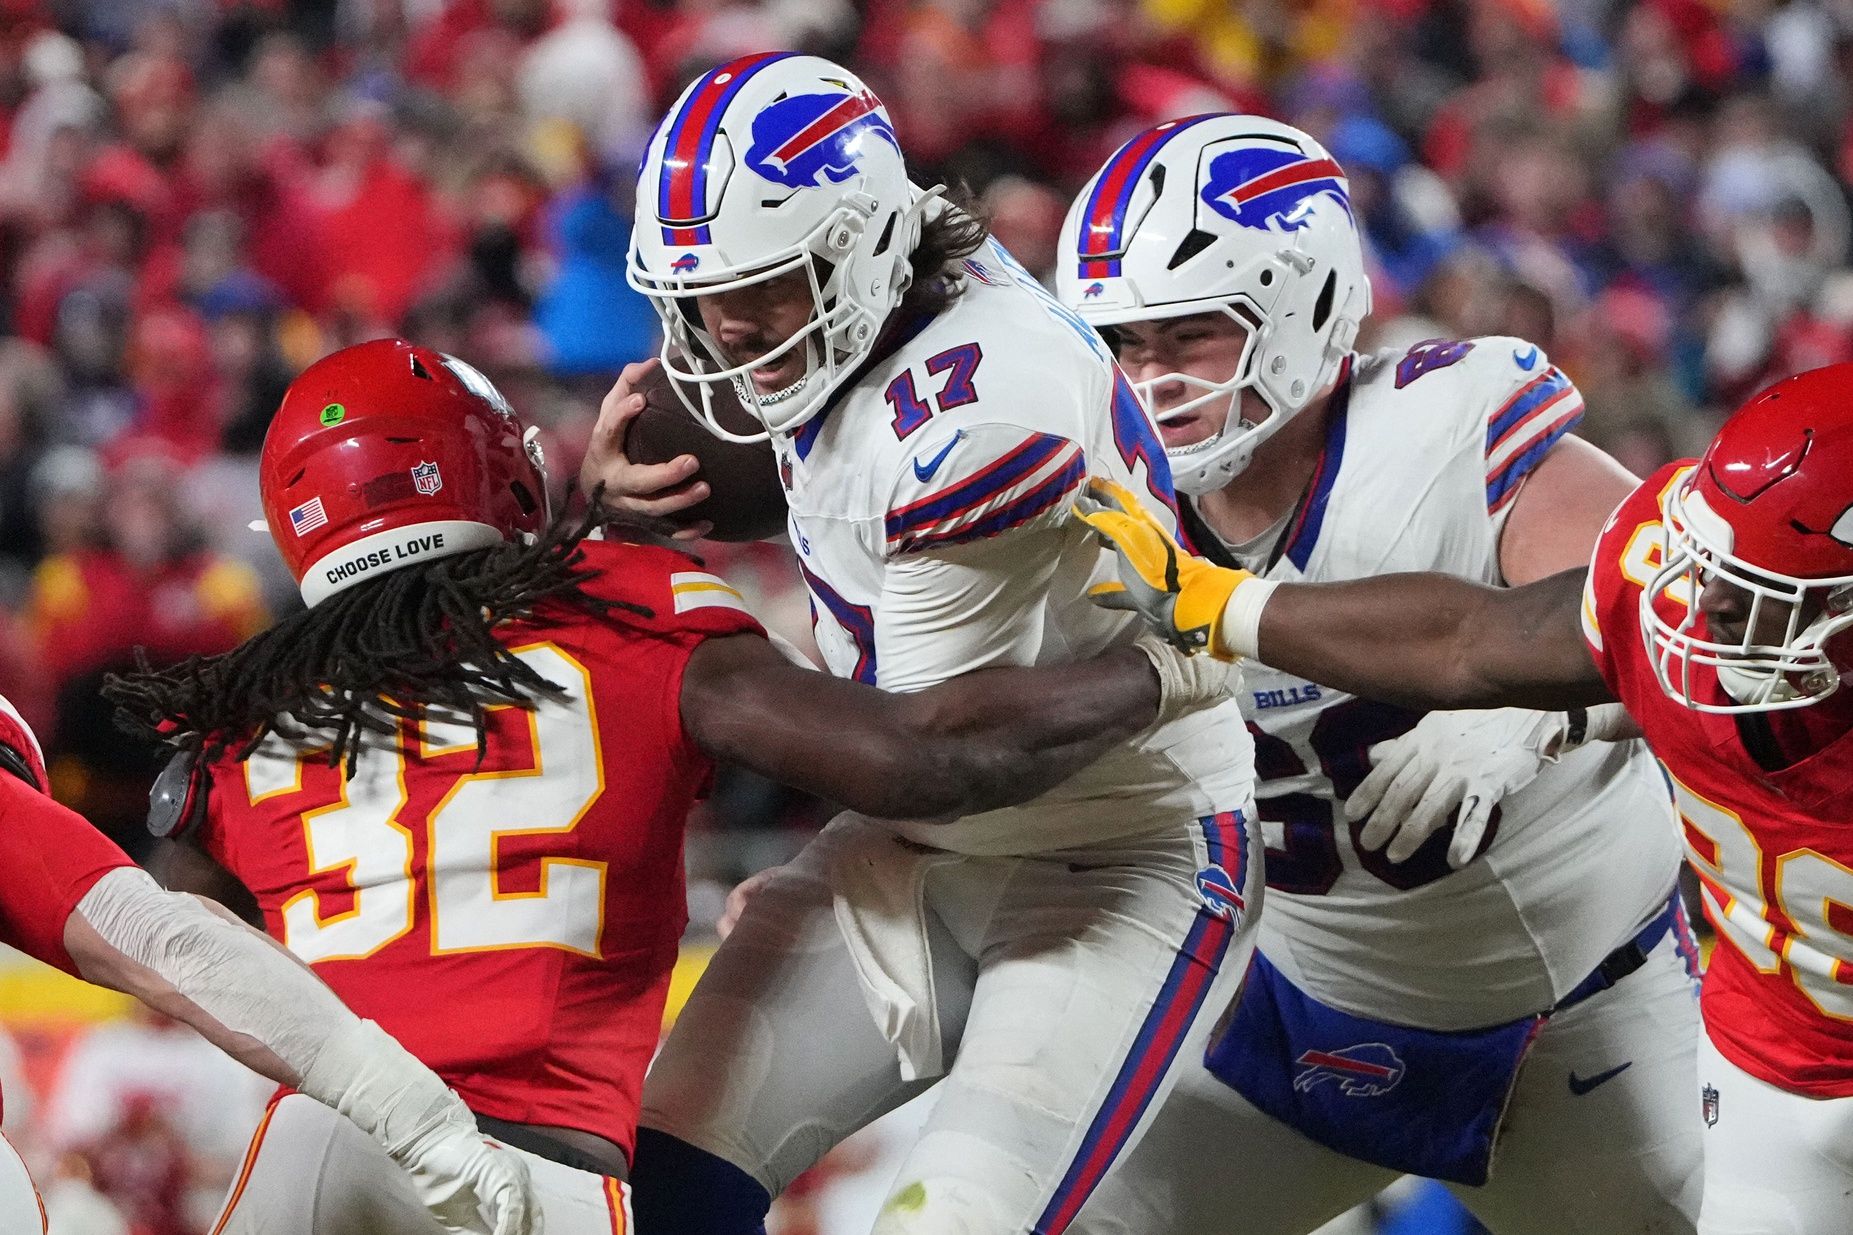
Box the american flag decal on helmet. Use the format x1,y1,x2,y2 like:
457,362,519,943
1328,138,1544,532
288,496,327,536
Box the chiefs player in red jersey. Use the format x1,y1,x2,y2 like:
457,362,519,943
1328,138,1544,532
0,695,538,1235
106,339,1229,1235
1074,363,1853,1235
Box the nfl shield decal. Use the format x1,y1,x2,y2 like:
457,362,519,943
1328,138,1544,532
412,461,443,496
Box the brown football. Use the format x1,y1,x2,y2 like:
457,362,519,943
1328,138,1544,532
623,364,788,542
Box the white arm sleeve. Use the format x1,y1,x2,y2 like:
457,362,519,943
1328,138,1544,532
72,867,459,1149
873,528,1062,693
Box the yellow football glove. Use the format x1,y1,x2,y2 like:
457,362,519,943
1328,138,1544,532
1074,477,1253,661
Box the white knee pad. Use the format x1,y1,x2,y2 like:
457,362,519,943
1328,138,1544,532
872,1129,1032,1235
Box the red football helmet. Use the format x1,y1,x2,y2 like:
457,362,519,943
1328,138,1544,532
260,339,548,607
1642,363,1853,712
0,693,48,793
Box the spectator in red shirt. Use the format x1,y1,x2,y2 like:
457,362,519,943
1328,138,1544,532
24,444,266,693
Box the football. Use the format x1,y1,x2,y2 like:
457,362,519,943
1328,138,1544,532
622,364,789,542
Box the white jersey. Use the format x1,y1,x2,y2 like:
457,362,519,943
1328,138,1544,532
770,241,1254,855
1213,336,1683,1029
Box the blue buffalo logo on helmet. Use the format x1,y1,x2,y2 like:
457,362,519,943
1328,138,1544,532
1293,1043,1406,1097
1194,864,1246,922
1200,147,1351,233
670,252,701,273
745,88,899,190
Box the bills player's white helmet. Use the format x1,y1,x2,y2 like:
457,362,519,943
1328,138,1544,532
1057,115,1371,494
629,52,929,443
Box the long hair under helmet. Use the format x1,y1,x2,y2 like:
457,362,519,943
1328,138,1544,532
1056,115,1371,495
628,52,937,444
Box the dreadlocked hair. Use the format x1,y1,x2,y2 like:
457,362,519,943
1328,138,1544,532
106,503,651,775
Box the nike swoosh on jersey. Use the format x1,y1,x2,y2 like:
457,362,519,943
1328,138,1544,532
912,432,965,482
1513,345,1541,371
1567,1061,1632,1095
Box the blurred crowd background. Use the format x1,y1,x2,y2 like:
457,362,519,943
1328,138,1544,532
0,0,1843,1230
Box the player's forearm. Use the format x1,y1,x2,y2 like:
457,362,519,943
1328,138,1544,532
868,648,1164,818
66,869,343,1087
686,637,1160,820
1246,568,1614,711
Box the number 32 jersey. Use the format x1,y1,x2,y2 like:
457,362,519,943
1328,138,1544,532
197,538,763,1150
1585,464,1853,1096
1222,337,1683,1029
770,239,1254,856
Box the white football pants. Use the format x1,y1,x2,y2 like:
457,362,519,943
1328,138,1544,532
209,1094,632,1235
640,807,1263,1235
1080,929,1704,1234
1696,1032,1853,1235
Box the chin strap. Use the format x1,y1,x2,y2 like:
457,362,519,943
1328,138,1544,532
0,742,37,790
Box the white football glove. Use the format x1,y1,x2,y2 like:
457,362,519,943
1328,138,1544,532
390,1110,539,1235
299,1019,541,1235
1346,708,1573,869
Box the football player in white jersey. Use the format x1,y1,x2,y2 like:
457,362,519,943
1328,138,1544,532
582,54,1264,1234
1052,116,1703,1233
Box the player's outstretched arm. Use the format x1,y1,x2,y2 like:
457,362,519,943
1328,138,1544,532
1076,476,1612,711
681,631,1230,821
61,861,540,1235
1254,567,1613,711
1247,567,1613,711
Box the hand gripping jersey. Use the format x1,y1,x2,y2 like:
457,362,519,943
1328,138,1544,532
197,539,763,1149
771,240,1254,855
1585,463,1853,1096
1213,337,1683,1028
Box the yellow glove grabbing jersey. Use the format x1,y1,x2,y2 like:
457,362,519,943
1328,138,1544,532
1075,477,1253,659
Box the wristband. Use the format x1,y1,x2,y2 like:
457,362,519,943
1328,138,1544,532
1558,702,1633,754
1216,576,1280,661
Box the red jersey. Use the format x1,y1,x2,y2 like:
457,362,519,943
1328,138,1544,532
0,693,133,1126
197,540,762,1150
1583,463,1853,1097
0,692,131,977
0,763,134,977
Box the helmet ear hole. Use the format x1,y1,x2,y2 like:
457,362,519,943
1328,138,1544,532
872,212,898,257
1167,229,1217,271
1312,270,1337,332
409,355,433,380
510,480,538,516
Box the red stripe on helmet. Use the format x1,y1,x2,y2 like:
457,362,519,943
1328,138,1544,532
1222,156,1343,206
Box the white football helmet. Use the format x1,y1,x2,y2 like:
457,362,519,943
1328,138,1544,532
629,52,932,443
1056,115,1371,494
